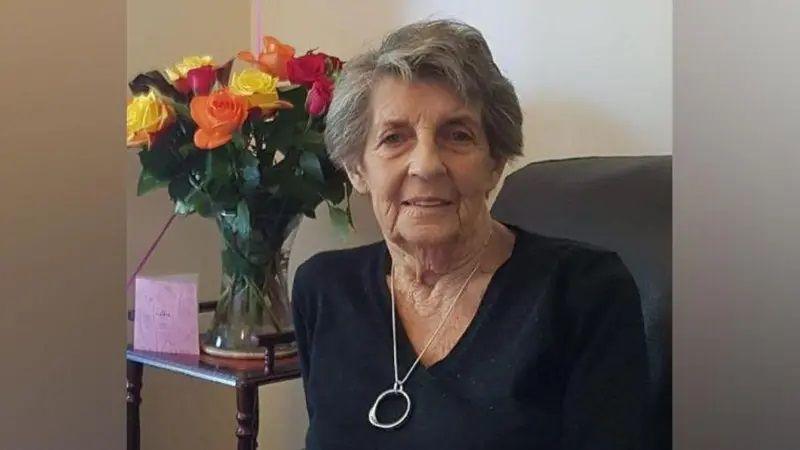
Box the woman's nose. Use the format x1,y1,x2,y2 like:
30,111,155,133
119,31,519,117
408,135,446,179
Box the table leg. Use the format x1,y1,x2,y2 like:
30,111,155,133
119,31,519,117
254,396,260,449
126,360,143,450
236,384,258,450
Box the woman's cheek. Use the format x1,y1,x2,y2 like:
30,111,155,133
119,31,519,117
370,193,398,231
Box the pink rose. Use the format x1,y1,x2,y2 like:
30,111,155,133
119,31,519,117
287,53,327,87
187,65,217,96
306,76,334,117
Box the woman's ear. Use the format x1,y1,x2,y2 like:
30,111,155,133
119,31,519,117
488,155,508,190
345,163,370,194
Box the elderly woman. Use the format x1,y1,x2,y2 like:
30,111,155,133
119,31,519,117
291,19,647,450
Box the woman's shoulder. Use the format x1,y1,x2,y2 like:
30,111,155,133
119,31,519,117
507,223,621,267
506,224,637,301
519,225,639,308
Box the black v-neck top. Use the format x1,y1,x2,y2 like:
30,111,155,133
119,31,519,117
291,223,648,450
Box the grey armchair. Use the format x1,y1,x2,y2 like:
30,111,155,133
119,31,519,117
492,155,671,450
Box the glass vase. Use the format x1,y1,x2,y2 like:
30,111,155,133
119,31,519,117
201,212,302,359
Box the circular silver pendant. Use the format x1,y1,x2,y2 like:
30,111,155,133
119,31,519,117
368,385,411,430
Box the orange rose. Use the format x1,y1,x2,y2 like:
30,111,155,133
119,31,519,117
189,89,249,149
237,36,295,80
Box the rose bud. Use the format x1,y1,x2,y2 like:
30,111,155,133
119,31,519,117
306,76,334,117
187,65,217,96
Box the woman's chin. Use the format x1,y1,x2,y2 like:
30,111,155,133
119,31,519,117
395,220,459,247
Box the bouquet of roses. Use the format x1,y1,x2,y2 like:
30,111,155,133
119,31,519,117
126,36,352,356
126,37,351,225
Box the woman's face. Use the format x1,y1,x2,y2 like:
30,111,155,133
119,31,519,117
346,77,506,247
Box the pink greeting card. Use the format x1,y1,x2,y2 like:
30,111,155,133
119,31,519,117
133,274,199,355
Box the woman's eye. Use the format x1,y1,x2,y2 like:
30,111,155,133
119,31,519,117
448,129,474,142
381,133,404,146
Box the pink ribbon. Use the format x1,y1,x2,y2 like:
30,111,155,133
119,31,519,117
251,0,264,55
126,213,178,293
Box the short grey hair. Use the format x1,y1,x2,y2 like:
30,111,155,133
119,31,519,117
324,19,523,170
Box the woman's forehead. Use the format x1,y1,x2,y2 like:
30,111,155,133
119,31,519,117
369,77,481,127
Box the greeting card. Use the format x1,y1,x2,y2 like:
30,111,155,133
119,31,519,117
133,274,199,355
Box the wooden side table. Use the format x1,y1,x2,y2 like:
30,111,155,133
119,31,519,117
126,300,300,450
126,345,300,450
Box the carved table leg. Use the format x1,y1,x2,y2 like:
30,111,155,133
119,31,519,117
126,360,143,450
236,384,258,450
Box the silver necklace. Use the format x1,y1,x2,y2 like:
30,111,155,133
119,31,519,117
368,228,493,430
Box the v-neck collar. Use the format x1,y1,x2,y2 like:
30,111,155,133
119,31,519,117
370,222,524,378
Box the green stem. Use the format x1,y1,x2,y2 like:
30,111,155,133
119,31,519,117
245,276,283,332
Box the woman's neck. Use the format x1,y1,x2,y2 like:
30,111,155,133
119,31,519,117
386,216,496,288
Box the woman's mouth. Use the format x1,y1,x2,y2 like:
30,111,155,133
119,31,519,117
401,197,454,207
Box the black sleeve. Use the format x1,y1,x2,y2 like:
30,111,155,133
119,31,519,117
292,257,317,419
560,250,649,450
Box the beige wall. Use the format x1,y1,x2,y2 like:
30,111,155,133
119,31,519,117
126,1,671,450
1,0,125,449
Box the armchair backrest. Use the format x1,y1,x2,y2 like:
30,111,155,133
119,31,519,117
492,155,672,450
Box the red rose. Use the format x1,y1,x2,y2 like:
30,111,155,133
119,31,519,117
306,76,334,117
287,53,327,87
173,77,192,95
187,65,217,96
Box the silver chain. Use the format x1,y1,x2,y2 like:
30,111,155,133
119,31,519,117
388,227,493,388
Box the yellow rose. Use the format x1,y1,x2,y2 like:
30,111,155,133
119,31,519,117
229,68,280,109
126,91,175,147
165,55,214,81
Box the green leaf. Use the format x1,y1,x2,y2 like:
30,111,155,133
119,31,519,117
239,148,259,167
204,148,236,202
174,115,197,138
232,200,251,237
344,182,355,228
323,173,346,204
138,145,180,179
276,86,309,125
172,102,190,119
137,169,168,196
192,193,216,217
205,148,231,180
299,151,325,184
328,204,350,237
215,58,235,86
221,247,255,276
128,70,187,103
253,119,276,142
177,142,195,158
264,124,294,153
167,174,193,201
231,131,246,149
234,149,261,194
300,130,326,155
174,199,195,216
209,185,240,212
241,165,260,193
280,174,322,208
